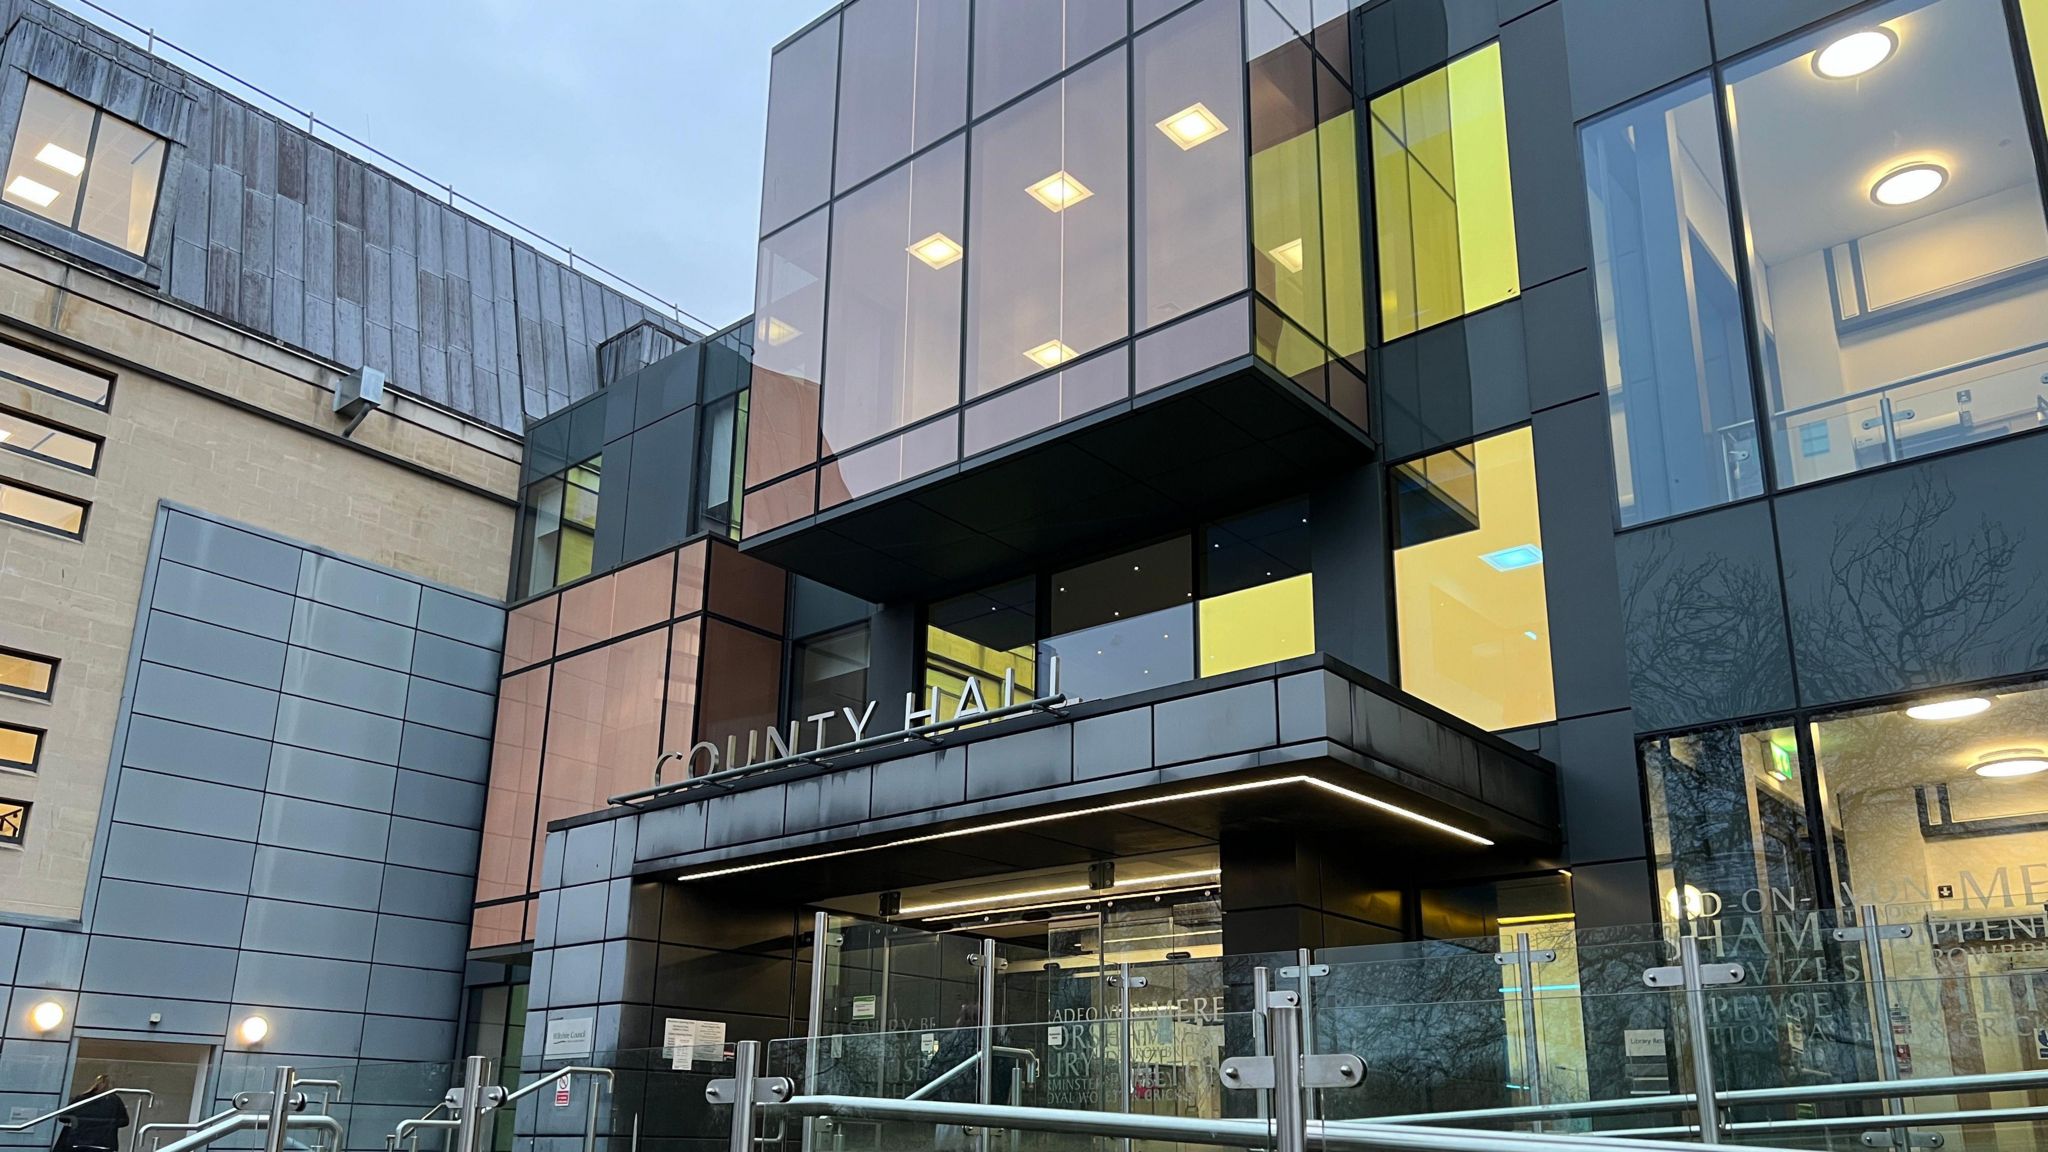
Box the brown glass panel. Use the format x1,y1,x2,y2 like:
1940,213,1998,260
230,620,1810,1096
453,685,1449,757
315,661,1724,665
822,137,965,456
664,618,703,760
966,52,1129,398
1135,296,1249,392
556,570,617,656
468,901,526,951
503,596,557,674
1134,0,1247,333
612,552,676,637
835,0,970,190
760,15,840,236
478,667,547,905
698,619,785,759
533,633,668,881
674,540,709,617
742,470,818,537
708,543,789,634
747,210,829,487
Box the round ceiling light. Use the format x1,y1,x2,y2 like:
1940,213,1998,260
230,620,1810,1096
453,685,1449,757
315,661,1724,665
1975,748,2048,778
1872,163,1947,206
1814,28,1897,78
1906,696,1991,721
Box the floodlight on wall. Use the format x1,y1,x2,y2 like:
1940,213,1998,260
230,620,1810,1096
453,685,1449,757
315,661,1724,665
237,1015,270,1045
27,999,63,1032
332,365,386,438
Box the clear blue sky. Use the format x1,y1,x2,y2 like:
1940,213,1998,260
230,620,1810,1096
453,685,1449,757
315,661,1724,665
55,0,827,330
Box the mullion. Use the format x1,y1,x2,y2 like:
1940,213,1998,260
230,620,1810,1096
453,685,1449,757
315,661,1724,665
69,110,101,233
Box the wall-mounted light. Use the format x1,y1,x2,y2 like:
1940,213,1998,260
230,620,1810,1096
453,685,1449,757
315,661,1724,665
1905,696,1989,721
1026,170,1093,212
1813,27,1897,79
1156,103,1228,150
237,1015,270,1045
1871,162,1946,206
27,999,64,1032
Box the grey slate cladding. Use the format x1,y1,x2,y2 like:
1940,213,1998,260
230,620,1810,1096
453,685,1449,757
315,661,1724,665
0,0,681,432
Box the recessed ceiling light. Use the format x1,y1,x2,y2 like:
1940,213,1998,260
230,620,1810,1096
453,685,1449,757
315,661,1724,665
763,317,802,346
907,231,964,270
1024,339,1076,369
1269,238,1305,274
6,176,58,208
1975,748,2048,778
1905,697,1990,721
1027,170,1093,212
1156,102,1228,150
33,143,84,177
1481,544,1543,571
1813,27,1896,79
1871,162,1946,206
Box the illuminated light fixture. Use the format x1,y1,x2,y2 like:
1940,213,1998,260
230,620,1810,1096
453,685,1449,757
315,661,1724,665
0,429,10,442
33,142,84,177
237,1015,269,1045
27,999,64,1032
1481,544,1543,571
1871,162,1946,206
907,231,964,270
762,317,802,346
5,176,58,208
1664,883,1709,921
1906,696,1990,721
1812,27,1896,79
1557,868,1572,878
924,884,1218,922
678,776,1491,881
1023,339,1077,369
1496,912,1575,926
1973,748,2048,779
1156,102,1228,150
1027,170,1093,212
900,868,1222,917
1269,238,1305,274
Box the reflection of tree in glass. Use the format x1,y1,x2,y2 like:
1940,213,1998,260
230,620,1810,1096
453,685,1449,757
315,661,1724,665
1620,531,1793,730
1794,473,2046,704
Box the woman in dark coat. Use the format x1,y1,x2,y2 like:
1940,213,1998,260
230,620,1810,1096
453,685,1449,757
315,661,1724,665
55,1075,129,1152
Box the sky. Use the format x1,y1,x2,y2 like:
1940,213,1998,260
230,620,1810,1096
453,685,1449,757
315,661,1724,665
54,0,827,330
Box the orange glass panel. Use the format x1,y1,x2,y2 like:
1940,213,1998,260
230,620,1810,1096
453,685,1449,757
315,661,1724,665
477,667,547,905
533,632,669,885
675,540,709,617
468,901,526,950
708,543,788,634
742,470,817,537
613,552,676,637
503,595,558,673
698,620,784,758
557,570,617,656
664,618,703,762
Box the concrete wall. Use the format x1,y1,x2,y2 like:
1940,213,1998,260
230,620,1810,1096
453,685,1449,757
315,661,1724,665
0,505,503,1149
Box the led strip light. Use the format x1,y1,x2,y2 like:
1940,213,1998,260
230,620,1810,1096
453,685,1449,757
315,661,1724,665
674,775,1493,882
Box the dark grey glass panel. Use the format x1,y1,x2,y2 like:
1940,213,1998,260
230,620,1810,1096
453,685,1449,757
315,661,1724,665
1777,434,2048,706
622,407,698,563
972,0,1127,115
1724,0,2048,489
1641,721,1821,919
1042,603,1197,702
1581,78,1761,526
834,0,970,190
1204,498,1310,596
761,15,841,236
791,623,871,734
1050,537,1192,633
1616,500,1793,732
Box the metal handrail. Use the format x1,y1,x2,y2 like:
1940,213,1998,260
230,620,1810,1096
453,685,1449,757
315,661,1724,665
904,1046,1042,1101
0,1089,155,1132
769,1095,1811,1152
1770,337,2048,422
139,1109,237,1152
152,1112,341,1152
501,1065,614,1105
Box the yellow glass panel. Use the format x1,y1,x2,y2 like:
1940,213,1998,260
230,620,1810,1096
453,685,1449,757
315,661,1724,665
2022,0,2048,119
1319,107,1368,360
0,651,54,696
0,723,37,767
1448,43,1518,316
1198,573,1315,677
1251,126,1326,341
557,526,594,585
924,625,1036,705
1394,426,1554,730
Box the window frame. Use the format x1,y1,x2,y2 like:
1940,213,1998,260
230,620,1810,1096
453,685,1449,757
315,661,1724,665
0,403,102,474
0,475,88,540
0,719,43,773
0,335,115,411
0,798,25,847
0,645,58,702
2,81,169,257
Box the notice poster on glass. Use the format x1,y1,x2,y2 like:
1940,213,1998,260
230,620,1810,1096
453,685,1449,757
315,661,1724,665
664,1017,728,1070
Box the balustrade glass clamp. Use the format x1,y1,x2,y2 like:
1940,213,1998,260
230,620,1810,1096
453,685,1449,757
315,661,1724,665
232,1094,308,1113
1860,1129,1943,1148
1641,962,1744,988
1494,950,1557,966
1276,964,1330,979
1218,1054,1365,1091
1106,974,1147,989
1832,925,1913,942
704,1078,794,1106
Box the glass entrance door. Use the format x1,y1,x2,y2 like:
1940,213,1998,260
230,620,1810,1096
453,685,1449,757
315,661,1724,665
68,1038,213,1144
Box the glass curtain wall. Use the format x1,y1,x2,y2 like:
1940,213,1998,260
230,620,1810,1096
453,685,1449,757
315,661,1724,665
515,454,601,597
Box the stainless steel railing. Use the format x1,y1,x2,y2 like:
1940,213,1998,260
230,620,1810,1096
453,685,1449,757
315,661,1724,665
904,1045,1042,1101
151,1068,341,1152
0,1088,155,1152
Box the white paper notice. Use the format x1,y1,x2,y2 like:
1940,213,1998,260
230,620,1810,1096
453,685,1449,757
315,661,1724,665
665,1017,728,1070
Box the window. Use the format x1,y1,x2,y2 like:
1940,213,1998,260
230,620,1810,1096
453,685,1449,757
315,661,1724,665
1643,722,1816,923
1370,43,1519,341
516,456,600,596
759,16,840,237
790,624,873,736
1043,537,1195,700
698,389,748,540
924,579,1038,715
0,799,25,847
0,478,87,538
1725,0,2048,487
1582,79,1761,526
0,407,98,472
972,0,1126,116
0,647,56,700
1135,0,1246,333
0,721,40,771
1198,500,1314,676
1393,427,1554,730
748,210,828,488
3,82,166,256
835,0,969,191
0,339,112,408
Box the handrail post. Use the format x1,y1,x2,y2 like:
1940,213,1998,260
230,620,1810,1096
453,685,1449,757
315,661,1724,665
1295,949,1319,1123
1837,904,1914,1149
976,938,997,1152
1679,935,1722,1144
260,1066,296,1152
452,1055,493,1152
1269,997,1306,1152
1116,963,1136,1152
1516,932,1544,1112
728,1041,761,1152
804,911,828,1152
582,1071,603,1152
1251,966,1271,1125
